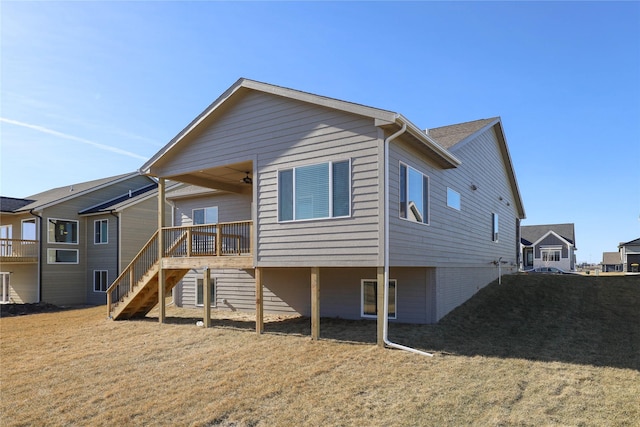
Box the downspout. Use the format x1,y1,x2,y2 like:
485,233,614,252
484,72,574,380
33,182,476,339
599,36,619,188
109,211,120,273
29,209,43,303
383,122,434,357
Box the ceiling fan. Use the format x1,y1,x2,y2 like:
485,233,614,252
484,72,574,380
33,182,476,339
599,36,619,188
242,172,252,185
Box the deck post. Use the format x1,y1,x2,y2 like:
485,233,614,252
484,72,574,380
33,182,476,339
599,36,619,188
255,267,263,334
311,267,320,340
376,267,385,347
157,178,166,324
203,267,211,327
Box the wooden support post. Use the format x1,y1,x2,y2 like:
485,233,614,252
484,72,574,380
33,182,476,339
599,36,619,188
186,228,192,257
377,267,385,348
157,178,166,324
203,267,211,328
216,226,222,256
255,267,263,334
106,291,112,318
311,267,320,340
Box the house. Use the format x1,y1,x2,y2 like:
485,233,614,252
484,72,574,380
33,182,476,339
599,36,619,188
619,238,640,273
0,173,168,305
520,223,576,272
601,252,623,272
107,78,525,346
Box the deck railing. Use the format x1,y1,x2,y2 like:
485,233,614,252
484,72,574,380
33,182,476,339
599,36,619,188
0,239,38,259
107,221,253,315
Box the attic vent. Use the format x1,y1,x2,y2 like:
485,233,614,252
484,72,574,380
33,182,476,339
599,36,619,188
129,190,132,197
70,185,74,192
424,129,429,135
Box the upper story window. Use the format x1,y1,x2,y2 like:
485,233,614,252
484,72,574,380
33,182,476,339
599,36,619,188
492,213,499,242
48,219,78,244
447,187,461,210
278,160,351,222
399,163,429,224
94,219,108,244
193,207,219,225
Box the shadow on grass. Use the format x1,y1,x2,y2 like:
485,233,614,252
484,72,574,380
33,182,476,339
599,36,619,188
145,275,639,370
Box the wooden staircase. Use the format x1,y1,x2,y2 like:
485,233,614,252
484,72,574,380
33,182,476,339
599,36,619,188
109,264,188,320
106,221,253,320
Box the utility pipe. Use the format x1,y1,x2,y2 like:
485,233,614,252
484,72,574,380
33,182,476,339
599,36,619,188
383,122,434,357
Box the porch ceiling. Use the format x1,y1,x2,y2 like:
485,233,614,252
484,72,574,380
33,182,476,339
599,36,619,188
169,160,253,194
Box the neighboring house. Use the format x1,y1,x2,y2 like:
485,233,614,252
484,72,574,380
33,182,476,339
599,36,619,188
601,252,623,272
0,173,167,305
520,223,576,272
107,78,525,346
619,238,640,273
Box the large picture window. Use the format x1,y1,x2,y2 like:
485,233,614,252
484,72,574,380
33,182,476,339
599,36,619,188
94,219,108,244
399,163,429,224
542,248,561,262
278,160,350,221
361,279,396,319
48,219,78,244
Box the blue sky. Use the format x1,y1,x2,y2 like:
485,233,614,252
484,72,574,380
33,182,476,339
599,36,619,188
1,1,638,263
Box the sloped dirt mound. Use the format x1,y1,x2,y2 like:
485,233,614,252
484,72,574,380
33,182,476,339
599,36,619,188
0,303,65,318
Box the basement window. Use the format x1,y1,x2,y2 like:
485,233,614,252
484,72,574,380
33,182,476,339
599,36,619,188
94,270,108,292
361,279,396,319
196,275,216,307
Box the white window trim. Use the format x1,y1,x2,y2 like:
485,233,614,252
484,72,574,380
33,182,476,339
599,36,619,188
446,187,461,211
192,206,219,225
94,219,108,245
47,248,79,264
196,275,217,307
47,218,79,245
541,246,563,262
399,161,430,226
360,279,397,320
93,270,108,293
277,159,352,223
492,213,499,242
21,219,36,240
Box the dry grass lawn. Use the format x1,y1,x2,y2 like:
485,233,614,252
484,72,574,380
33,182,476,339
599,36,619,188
1,275,639,426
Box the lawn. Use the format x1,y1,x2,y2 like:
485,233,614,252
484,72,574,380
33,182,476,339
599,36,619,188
1,275,638,426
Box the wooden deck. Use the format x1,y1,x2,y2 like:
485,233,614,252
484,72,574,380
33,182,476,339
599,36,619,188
107,221,253,320
0,239,38,264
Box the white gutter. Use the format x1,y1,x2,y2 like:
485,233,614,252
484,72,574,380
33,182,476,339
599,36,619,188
383,123,434,357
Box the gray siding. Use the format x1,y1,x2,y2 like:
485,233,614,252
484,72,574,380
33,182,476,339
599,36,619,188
435,266,498,321
389,127,519,268
120,196,168,267
85,214,117,305
173,192,252,226
157,91,382,267
3,265,38,304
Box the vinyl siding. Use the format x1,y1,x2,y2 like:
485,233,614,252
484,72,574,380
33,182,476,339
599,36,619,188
85,214,117,305
2,265,38,304
435,266,498,321
119,197,169,267
156,91,382,267
389,127,519,268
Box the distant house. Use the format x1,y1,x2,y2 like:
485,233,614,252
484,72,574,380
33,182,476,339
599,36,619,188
0,173,167,305
521,223,576,272
601,252,623,272
107,78,526,346
619,238,640,273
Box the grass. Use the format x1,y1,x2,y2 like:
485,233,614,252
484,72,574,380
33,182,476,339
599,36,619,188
1,274,638,426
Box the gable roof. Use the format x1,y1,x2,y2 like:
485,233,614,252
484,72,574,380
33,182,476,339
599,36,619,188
427,118,498,149
140,78,462,175
521,223,576,246
602,252,622,264
0,196,36,213
16,172,143,212
78,183,158,214
619,237,640,248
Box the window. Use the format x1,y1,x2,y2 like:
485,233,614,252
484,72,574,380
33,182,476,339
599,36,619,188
361,279,396,319
47,248,78,264
1,272,10,303
447,187,461,210
48,219,78,244
94,220,108,244
94,270,108,292
22,219,36,240
0,225,12,256
193,207,218,225
400,163,429,224
492,213,499,242
278,160,350,221
196,276,216,307
542,249,561,262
